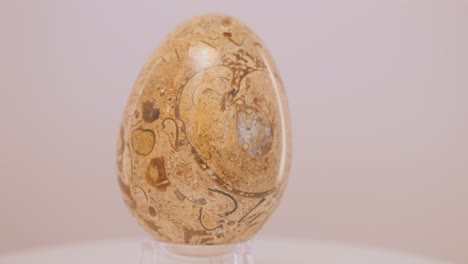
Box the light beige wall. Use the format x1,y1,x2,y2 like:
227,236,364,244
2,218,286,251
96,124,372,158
0,0,467,263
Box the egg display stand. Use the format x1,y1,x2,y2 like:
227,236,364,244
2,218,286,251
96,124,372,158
139,239,254,264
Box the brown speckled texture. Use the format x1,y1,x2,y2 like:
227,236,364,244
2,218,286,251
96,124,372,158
117,14,291,245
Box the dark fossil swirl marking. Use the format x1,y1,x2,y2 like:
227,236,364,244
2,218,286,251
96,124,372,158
199,207,223,231
146,157,170,191
208,188,238,216
173,51,281,198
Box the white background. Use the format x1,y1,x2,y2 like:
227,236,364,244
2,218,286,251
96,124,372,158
0,1,467,263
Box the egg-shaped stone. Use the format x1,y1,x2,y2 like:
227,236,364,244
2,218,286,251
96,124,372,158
117,14,291,245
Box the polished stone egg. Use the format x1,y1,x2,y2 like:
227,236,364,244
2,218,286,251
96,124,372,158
117,14,291,245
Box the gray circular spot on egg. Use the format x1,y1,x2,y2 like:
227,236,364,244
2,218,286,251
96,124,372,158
236,109,273,156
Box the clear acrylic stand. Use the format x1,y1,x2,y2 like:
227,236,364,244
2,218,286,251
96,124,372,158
139,239,254,264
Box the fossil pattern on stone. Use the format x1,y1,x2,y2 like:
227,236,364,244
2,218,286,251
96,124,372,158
117,14,291,245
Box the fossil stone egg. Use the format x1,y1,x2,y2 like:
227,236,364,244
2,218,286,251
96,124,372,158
117,14,291,245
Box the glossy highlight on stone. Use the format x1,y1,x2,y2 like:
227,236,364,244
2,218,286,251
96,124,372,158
117,14,291,245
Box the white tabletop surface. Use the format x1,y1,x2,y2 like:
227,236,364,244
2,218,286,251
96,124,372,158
0,237,452,264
